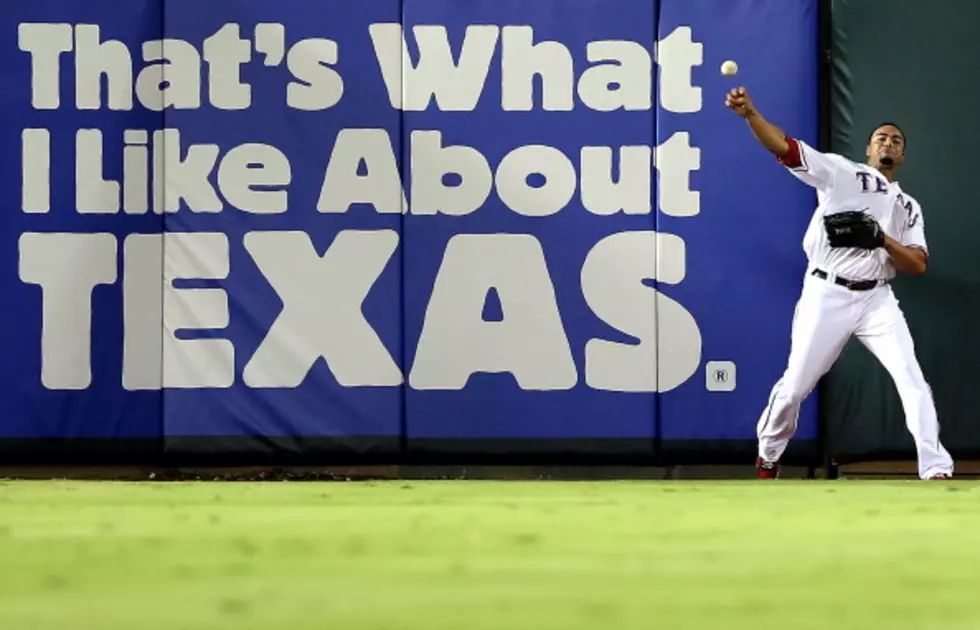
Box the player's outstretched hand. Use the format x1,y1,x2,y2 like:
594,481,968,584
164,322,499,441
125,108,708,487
725,87,755,117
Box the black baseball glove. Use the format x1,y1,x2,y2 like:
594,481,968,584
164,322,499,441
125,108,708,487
823,210,884,249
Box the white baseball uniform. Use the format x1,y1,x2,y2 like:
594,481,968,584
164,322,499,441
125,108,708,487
757,137,954,479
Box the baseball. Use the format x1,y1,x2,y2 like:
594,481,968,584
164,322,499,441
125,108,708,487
721,60,738,76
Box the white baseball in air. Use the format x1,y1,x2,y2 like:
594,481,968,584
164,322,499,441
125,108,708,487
721,60,738,76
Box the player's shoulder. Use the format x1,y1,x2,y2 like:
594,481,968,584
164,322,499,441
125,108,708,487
796,140,851,166
897,187,923,213
843,155,879,172
793,140,853,174
826,152,857,169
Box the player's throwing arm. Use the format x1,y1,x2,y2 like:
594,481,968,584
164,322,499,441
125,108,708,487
724,87,790,159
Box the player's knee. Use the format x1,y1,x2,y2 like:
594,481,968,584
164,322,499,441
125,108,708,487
892,363,926,390
900,385,930,410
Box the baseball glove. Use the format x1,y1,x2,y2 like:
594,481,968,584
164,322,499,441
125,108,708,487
823,210,884,249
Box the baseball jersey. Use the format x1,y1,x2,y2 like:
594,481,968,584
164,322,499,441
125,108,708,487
779,138,927,281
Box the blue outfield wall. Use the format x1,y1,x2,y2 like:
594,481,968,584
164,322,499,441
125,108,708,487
0,0,819,462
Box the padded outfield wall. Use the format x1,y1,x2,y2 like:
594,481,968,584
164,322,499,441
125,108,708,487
0,0,823,465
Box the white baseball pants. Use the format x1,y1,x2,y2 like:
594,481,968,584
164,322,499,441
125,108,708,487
757,268,954,479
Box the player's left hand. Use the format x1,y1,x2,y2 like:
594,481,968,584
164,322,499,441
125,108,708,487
823,210,885,249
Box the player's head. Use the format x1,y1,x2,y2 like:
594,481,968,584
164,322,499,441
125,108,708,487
865,122,906,171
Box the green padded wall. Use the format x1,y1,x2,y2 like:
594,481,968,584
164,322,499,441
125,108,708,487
824,0,980,462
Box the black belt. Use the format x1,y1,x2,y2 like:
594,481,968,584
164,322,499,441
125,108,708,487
811,268,881,291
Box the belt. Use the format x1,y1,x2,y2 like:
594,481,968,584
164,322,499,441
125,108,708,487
811,268,881,291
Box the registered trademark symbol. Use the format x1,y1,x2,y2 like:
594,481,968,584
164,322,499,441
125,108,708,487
705,361,736,392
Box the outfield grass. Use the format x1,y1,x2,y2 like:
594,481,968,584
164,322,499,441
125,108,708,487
0,479,978,629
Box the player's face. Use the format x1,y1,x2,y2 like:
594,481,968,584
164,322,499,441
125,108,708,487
866,125,906,169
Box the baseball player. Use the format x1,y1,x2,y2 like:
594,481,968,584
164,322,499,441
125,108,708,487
725,86,954,480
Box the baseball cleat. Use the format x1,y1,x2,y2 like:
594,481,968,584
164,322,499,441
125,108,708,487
756,457,780,479
927,473,951,480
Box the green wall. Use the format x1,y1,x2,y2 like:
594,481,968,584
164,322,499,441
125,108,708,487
824,0,980,461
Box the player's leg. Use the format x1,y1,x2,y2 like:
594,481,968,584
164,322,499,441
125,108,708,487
855,287,954,480
757,275,858,469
